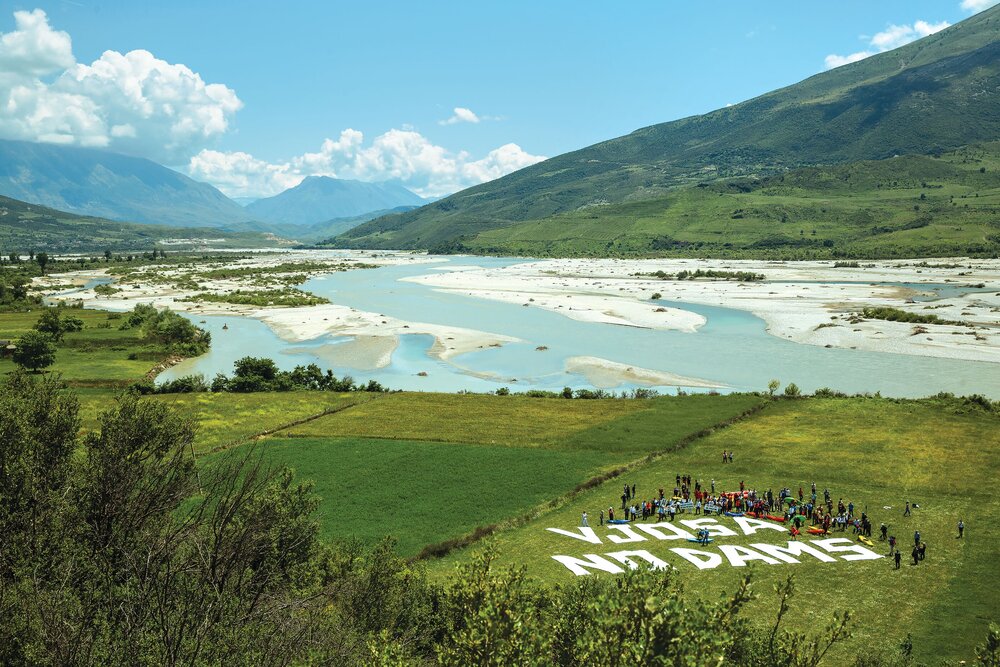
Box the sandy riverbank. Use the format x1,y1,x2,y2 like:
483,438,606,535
408,257,1000,364
39,251,519,367
286,335,399,371
565,356,725,389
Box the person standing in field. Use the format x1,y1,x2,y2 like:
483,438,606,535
911,545,920,566
904,501,911,517
888,535,896,555
958,520,965,538
894,551,901,569
599,509,604,526
581,512,589,527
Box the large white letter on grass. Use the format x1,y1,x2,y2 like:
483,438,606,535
733,516,789,536
680,518,737,537
606,524,648,544
636,522,695,541
750,541,837,564
813,538,883,561
718,544,782,567
546,527,602,544
552,554,626,576
669,548,724,570
606,550,670,571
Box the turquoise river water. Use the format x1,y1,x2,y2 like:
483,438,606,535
158,256,1000,398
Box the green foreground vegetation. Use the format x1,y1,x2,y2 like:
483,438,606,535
2,305,999,664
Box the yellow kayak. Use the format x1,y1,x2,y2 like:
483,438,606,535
858,535,874,547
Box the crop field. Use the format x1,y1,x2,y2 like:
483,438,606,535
427,396,1000,663
281,391,763,454
224,393,764,556
221,436,611,556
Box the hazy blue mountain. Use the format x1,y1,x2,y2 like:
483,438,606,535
244,176,425,226
0,139,252,228
224,205,420,243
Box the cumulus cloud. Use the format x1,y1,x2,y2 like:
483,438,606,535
188,129,546,199
960,0,1000,12
0,9,241,163
824,19,950,69
439,107,480,125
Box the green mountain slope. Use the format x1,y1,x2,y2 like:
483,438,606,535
0,195,278,253
447,143,1000,259
337,7,1000,250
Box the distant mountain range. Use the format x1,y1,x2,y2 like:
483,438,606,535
0,140,426,240
0,140,251,228
228,206,421,243
335,5,1000,252
244,176,425,226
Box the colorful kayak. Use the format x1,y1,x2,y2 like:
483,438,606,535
724,511,744,517
807,527,828,535
607,519,630,525
687,538,714,544
858,535,874,546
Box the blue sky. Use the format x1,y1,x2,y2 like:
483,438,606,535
1,0,996,198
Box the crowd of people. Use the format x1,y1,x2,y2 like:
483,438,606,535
584,470,955,569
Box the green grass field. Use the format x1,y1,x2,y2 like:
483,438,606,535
221,436,611,556
0,309,165,386
255,394,763,555
426,396,1000,663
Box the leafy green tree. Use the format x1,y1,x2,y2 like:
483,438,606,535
34,308,84,341
784,382,802,397
768,379,781,396
35,251,48,275
12,330,56,372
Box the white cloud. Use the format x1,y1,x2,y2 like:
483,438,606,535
824,19,950,69
0,9,241,163
188,149,302,199
188,129,546,199
961,0,1000,12
439,106,481,125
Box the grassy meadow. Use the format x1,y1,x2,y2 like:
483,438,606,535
0,308,158,386
256,393,764,555
426,396,1000,663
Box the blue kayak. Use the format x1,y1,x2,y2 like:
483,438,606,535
725,511,745,517
687,537,714,544
607,519,630,525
